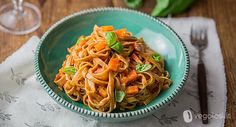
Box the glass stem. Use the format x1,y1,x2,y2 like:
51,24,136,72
12,0,24,13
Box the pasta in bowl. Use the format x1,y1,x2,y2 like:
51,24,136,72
34,8,189,122
54,25,171,112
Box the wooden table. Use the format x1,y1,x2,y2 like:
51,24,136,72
0,0,235,126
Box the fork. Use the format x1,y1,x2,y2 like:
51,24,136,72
190,26,208,124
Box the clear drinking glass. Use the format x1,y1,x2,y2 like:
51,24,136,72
0,0,41,35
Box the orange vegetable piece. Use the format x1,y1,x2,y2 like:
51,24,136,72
98,87,107,98
126,85,139,95
79,41,86,47
94,41,107,51
122,70,138,84
115,28,127,37
101,26,114,31
127,70,138,82
78,37,87,47
108,58,120,71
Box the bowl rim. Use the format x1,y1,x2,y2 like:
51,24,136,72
34,7,190,119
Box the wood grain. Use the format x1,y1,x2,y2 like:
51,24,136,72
0,0,235,126
0,0,113,62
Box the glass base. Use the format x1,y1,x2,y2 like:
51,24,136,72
0,2,41,35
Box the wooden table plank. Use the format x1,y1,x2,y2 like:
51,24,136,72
0,0,235,126
0,0,113,62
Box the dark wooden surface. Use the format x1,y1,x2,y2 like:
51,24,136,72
0,0,235,126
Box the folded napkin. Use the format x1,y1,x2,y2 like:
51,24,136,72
0,17,226,127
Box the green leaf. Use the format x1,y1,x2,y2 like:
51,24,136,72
124,0,143,9
171,0,195,14
152,54,161,62
76,37,86,44
64,66,76,75
105,32,117,47
105,32,124,53
115,90,125,102
154,0,175,17
151,0,171,16
111,42,124,53
136,64,152,72
151,0,195,17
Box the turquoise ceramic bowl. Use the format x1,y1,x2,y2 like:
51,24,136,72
34,8,189,122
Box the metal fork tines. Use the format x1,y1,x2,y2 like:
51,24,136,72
191,27,208,62
190,26,208,124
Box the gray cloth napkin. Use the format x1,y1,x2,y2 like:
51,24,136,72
0,17,226,127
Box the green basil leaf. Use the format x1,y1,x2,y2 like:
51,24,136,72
115,90,125,102
151,0,195,17
76,37,86,44
171,0,195,14
151,0,171,16
105,32,117,47
136,64,152,72
152,54,161,62
64,66,76,75
111,42,124,53
105,32,124,53
124,0,143,9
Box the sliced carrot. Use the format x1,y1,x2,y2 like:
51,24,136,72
77,40,86,52
77,47,82,51
108,58,120,71
101,26,114,31
115,28,127,37
122,70,138,84
79,40,86,47
127,70,138,82
126,85,139,95
94,41,107,51
98,87,107,98
77,36,87,47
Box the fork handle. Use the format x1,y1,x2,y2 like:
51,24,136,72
198,62,208,124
